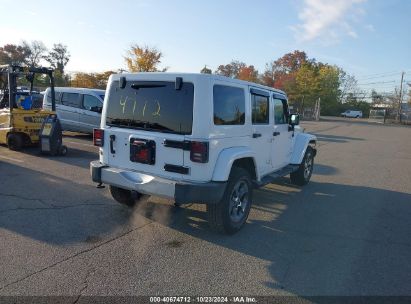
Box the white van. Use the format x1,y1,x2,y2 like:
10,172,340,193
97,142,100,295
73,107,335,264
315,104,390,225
341,110,362,118
43,87,105,133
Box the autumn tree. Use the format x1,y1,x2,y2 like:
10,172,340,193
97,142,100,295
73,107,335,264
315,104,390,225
0,44,30,65
262,50,310,89
237,65,259,83
22,40,48,67
124,45,167,72
45,43,70,74
71,71,115,89
215,61,259,83
215,61,246,78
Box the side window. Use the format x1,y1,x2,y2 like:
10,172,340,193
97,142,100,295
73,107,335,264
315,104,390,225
213,85,245,125
83,94,102,111
47,91,61,104
61,93,80,108
273,98,286,124
252,94,269,124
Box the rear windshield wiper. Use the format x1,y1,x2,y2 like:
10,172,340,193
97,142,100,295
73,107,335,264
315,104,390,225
131,83,166,90
107,118,174,132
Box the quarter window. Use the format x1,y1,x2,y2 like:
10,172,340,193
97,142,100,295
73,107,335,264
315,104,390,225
252,94,269,124
213,85,245,125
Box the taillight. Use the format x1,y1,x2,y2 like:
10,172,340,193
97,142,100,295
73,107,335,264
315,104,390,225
93,128,104,147
190,141,208,163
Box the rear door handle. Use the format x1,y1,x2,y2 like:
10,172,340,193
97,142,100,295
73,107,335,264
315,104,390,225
110,135,116,154
273,131,280,136
252,133,262,138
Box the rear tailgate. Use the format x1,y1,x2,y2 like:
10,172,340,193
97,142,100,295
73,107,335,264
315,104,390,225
104,78,194,179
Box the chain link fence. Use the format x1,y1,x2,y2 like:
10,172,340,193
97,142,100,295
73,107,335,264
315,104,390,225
369,108,411,125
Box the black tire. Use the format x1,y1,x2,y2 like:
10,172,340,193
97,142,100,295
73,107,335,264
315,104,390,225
290,146,314,186
7,133,23,151
207,167,253,234
356,115,359,118
109,185,141,207
60,145,68,156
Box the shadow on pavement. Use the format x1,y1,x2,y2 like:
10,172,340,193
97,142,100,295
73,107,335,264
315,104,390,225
312,133,364,143
11,145,98,170
313,164,339,176
131,178,411,295
0,161,133,245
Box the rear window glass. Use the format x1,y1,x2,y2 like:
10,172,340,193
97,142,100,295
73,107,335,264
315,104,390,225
106,81,194,135
213,85,245,125
252,94,269,124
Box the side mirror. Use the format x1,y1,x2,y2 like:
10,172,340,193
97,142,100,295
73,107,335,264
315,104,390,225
289,114,300,126
90,106,102,113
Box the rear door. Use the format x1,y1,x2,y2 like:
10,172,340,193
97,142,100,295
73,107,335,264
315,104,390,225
249,88,272,177
60,92,81,131
104,79,194,180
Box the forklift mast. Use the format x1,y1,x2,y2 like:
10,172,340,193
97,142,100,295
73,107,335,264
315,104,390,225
0,65,56,112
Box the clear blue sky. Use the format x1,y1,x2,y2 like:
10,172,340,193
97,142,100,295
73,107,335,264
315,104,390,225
0,0,410,94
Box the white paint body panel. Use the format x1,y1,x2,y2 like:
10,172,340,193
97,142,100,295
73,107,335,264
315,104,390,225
99,73,316,187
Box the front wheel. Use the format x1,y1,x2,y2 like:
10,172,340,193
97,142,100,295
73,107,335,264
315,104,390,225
109,185,141,207
207,167,253,234
7,133,23,151
290,147,314,186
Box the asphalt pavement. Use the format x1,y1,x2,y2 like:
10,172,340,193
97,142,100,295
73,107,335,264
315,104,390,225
0,118,410,298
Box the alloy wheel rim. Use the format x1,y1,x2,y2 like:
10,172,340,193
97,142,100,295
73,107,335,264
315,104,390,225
229,180,249,223
304,154,313,179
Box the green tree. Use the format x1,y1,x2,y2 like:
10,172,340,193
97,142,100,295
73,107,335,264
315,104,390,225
124,45,167,72
45,43,70,74
0,44,30,65
22,40,48,67
200,65,212,74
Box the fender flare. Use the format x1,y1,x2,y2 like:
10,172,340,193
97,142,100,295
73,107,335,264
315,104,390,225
290,133,317,165
212,147,258,182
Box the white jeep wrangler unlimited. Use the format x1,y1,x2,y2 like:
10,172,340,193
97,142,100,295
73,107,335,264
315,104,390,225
90,73,317,234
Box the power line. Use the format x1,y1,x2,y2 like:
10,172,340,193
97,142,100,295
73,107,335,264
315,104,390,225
356,72,401,80
356,70,401,78
355,70,411,84
358,80,397,85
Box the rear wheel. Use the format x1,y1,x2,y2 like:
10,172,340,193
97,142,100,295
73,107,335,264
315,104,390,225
60,145,68,156
207,167,253,234
7,133,23,151
109,185,141,207
290,146,314,186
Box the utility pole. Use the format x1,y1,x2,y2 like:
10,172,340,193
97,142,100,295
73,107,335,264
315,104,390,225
398,71,405,122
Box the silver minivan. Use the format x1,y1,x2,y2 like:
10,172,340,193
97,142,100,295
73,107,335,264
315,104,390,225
43,87,105,133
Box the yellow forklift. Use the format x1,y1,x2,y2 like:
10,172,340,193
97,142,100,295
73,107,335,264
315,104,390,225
0,65,66,155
